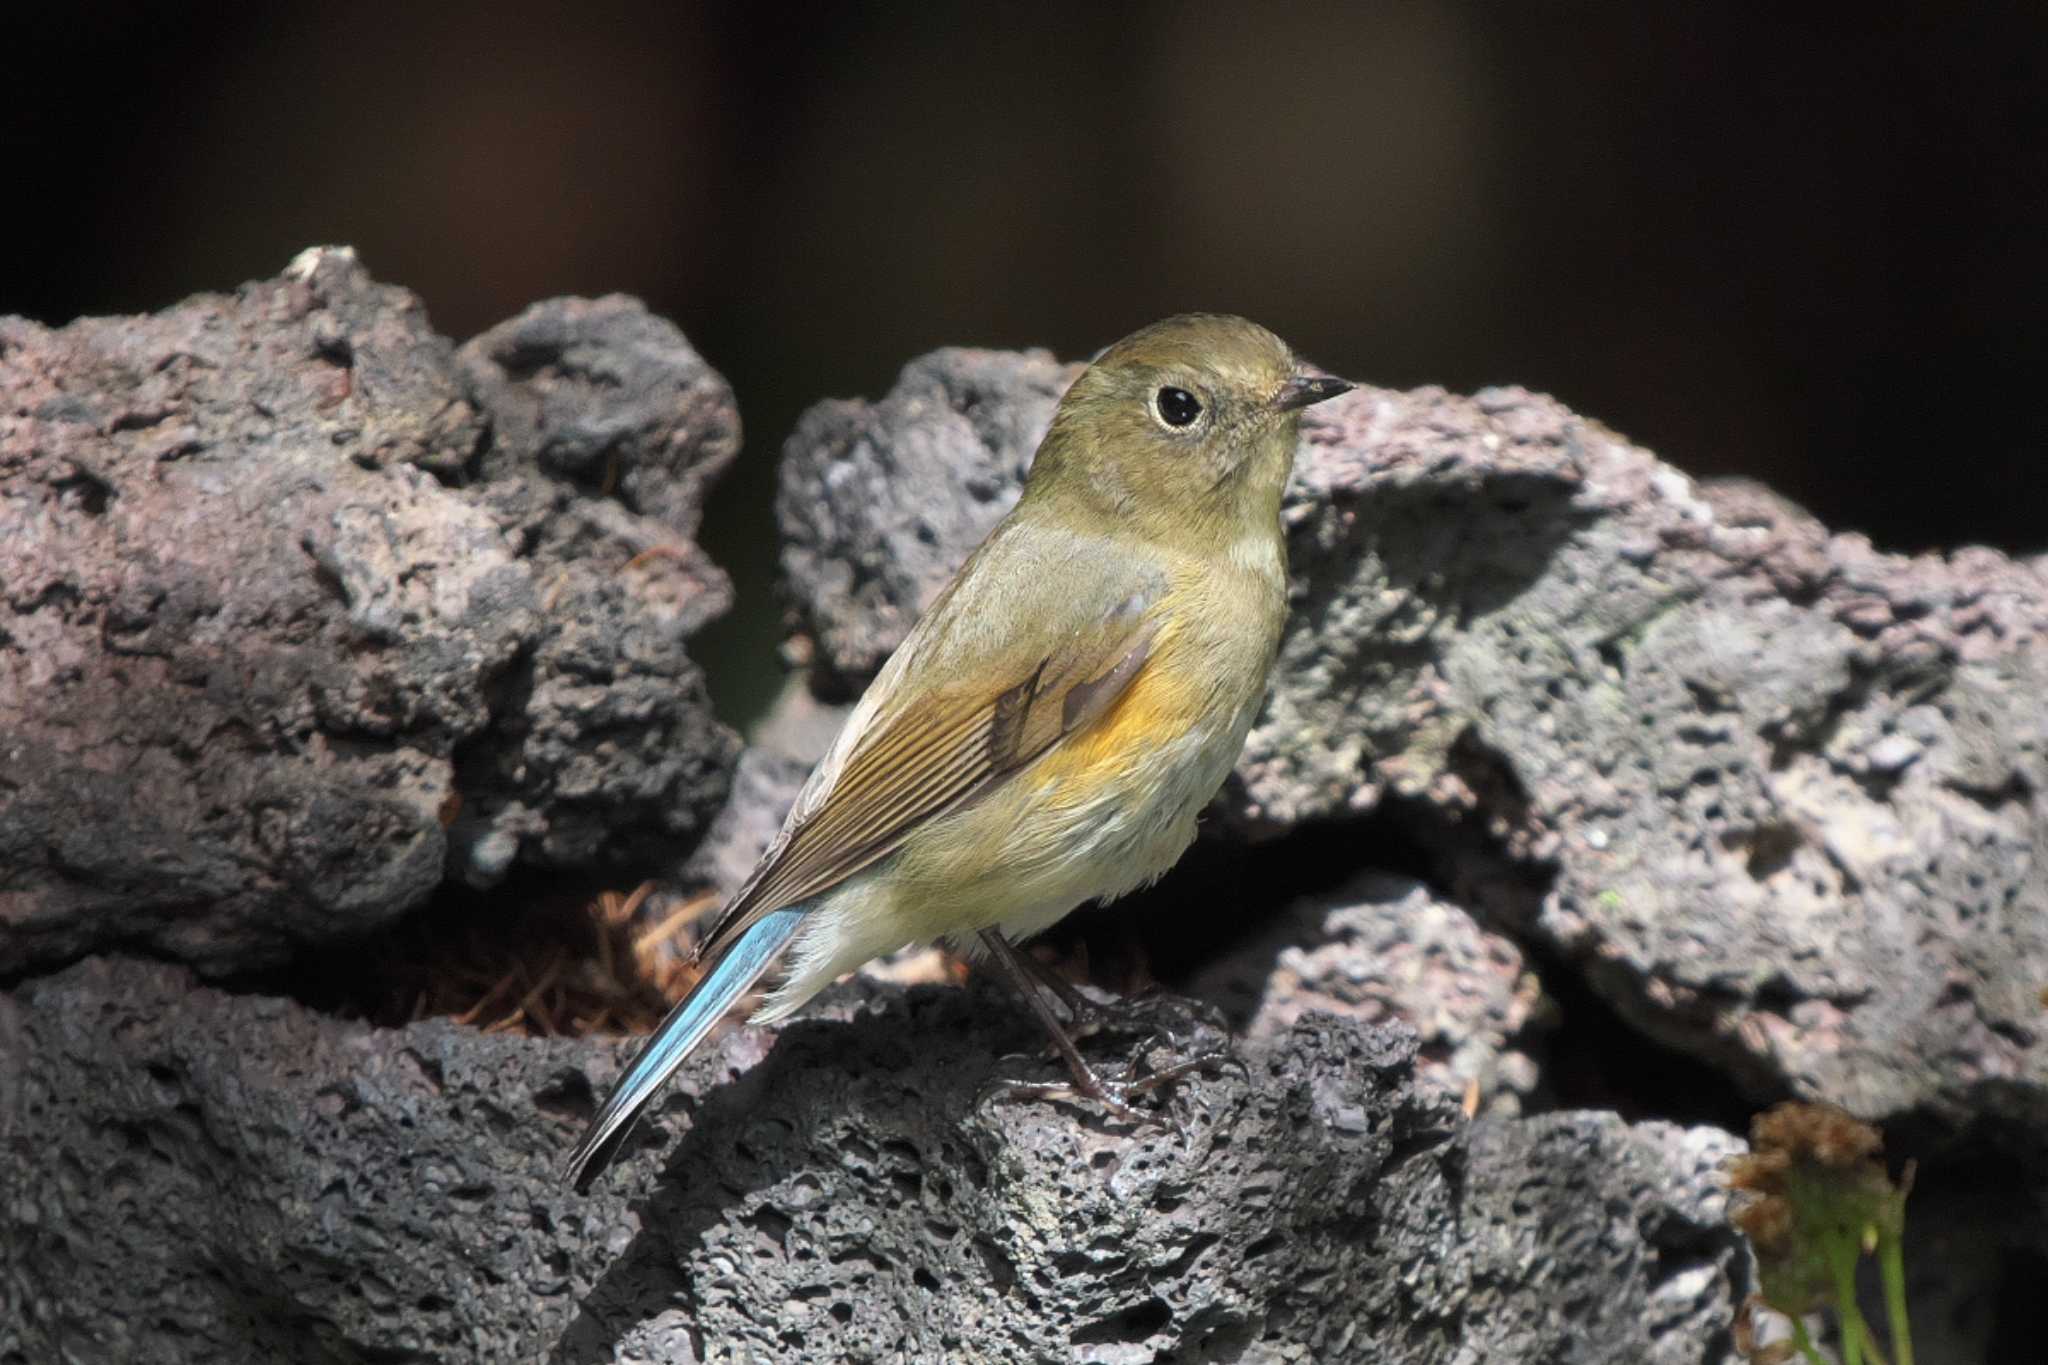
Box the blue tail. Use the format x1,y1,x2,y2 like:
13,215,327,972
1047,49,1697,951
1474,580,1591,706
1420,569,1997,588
566,907,805,1190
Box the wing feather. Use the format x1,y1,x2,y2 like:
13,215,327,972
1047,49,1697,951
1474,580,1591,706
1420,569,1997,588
695,549,1163,959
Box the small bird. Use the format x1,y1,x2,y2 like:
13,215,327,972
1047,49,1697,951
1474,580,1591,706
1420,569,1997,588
567,314,1352,1189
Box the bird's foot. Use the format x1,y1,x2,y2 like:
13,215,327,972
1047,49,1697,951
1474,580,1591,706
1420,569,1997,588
980,1039,1234,1134
974,929,1237,1133
1022,958,1230,1051
1094,988,1233,1051
986,1072,1161,1130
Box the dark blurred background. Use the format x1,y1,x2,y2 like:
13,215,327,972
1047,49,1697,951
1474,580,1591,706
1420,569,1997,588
7,2,2043,725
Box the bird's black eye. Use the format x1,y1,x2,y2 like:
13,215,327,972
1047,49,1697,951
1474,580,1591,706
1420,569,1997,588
1155,386,1202,428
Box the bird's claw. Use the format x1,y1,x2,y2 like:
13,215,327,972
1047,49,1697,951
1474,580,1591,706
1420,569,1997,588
976,931,1235,1138
1057,985,1230,1054
978,1040,1232,1136
982,1075,1156,1129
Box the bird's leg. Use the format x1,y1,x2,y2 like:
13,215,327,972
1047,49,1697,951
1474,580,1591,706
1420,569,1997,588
1009,939,1116,1032
1008,935,1234,1062
979,929,1147,1124
977,930,1228,1127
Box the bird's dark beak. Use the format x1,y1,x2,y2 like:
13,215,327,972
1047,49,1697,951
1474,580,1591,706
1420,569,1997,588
1272,373,1354,411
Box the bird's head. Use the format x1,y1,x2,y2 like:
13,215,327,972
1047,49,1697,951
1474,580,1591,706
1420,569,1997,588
1027,313,1352,549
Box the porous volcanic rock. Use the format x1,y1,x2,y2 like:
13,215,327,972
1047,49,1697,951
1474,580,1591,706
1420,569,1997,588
0,956,1748,1364
1188,870,1548,1116
776,345,1079,691
0,250,738,977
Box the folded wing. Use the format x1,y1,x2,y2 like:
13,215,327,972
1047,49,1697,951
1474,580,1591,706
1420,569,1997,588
697,531,1166,960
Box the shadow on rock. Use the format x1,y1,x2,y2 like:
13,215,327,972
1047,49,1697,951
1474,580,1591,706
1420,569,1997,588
1295,466,1597,630
549,982,1041,1362
545,976,1505,1363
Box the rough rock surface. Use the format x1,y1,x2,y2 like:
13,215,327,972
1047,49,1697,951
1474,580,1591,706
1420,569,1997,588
0,252,737,977
777,345,1079,690
0,956,1748,1364
1188,871,1548,1116
448,294,740,886
777,350,2048,1150
459,293,740,542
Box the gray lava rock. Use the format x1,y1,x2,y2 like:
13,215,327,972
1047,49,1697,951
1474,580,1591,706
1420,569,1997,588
776,349,2048,1150
458,292,739,541
0,249,737,977
0,956,1748,1364
1275,389,2048,1143
1188,871,1548,1116
451,294,742,883
777,345,1079,689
